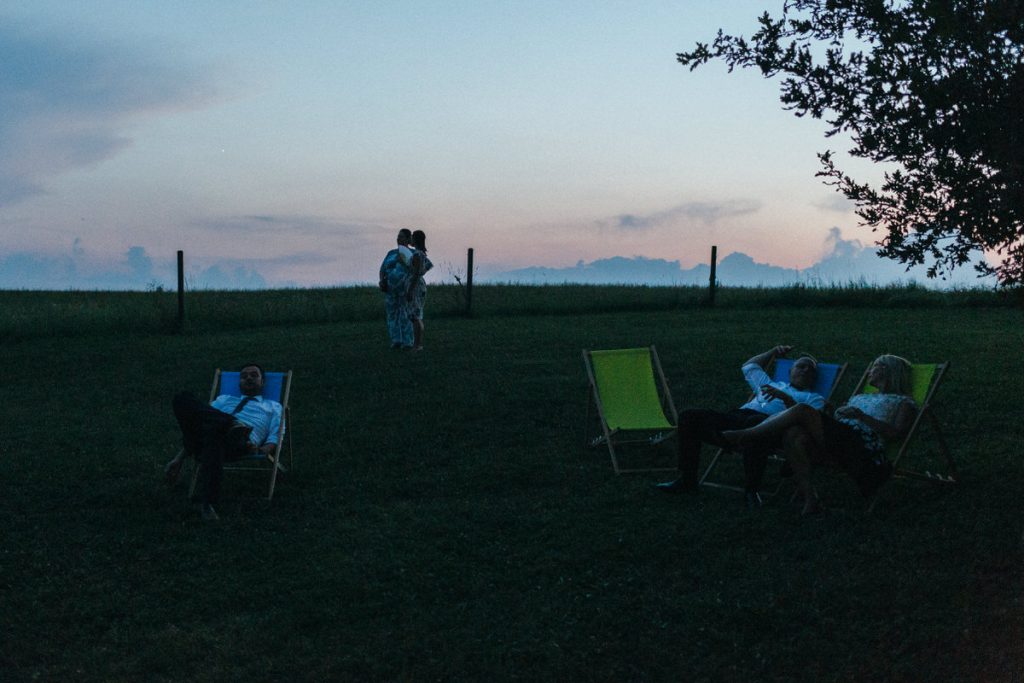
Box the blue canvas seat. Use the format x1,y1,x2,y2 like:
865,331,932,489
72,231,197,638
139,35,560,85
187,369,293,501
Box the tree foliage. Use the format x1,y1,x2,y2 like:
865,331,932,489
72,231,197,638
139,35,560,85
678,0,1024,285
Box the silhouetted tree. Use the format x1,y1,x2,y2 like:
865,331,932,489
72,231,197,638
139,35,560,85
678,0,1024,285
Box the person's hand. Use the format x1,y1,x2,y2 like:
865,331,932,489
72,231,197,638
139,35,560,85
834,406,865,420
760,385,792,405
773,344,793,357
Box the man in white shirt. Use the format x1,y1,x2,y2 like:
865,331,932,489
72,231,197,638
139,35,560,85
164,364,284,520
655,345,823,507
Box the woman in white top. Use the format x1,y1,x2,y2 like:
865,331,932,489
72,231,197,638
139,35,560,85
723,355,917,514
405,229,434,351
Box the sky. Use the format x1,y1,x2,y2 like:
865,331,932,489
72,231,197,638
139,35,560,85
0,1,996,289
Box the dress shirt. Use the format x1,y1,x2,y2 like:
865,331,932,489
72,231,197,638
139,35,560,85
738,362,826,415
211,394,284,446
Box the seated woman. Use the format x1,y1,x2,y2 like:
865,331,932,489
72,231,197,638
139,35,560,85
722,355,917,514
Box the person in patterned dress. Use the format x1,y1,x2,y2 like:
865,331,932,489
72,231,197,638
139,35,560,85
405,229,434,351
378,229,414,349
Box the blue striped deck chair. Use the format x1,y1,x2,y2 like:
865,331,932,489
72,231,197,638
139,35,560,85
700,357,847,494
188,369,293,501
583,346,678,474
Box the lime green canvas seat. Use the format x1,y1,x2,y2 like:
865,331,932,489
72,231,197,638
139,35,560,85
583,346,678,474
856,362,955,508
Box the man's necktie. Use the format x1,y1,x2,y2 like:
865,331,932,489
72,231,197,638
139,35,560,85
231,396,254,415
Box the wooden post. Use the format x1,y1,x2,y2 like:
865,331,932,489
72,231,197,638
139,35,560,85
465,247,474,316
176,250,185,331
708,245,717,306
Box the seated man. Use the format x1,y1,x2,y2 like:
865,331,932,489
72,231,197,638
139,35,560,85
164,363,284,520
655,345,823,507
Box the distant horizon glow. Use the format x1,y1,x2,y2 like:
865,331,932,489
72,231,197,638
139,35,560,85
0,2,998,290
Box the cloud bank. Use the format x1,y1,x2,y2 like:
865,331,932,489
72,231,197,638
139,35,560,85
0,242,269,290
601,200,762,231
0,19,221,204
485,228,997,288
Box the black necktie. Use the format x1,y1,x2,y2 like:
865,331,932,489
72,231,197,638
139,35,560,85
231,396,254,415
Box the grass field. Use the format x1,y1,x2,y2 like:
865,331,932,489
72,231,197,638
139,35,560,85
3,288,1023,681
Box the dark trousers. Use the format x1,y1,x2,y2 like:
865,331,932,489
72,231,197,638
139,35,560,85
677,408,770,491
172,391,245,505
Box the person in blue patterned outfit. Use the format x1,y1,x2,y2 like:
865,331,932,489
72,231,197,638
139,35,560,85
378,228,414,349
405,229,434,351
722,354,916,514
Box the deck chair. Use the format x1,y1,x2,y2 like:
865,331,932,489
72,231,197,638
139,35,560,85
854,362,955,510
583,346,678,474
699,357,847,493
187,369,294,501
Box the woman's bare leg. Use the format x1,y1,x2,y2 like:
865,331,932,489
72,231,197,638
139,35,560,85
722,403,826,449
782,426,823,515
412,318,424,350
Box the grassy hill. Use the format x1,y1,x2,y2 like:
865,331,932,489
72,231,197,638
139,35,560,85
3,287,1023,680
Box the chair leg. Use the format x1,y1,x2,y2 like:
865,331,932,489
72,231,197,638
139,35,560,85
607,440,622,475
188,461,200,499
699,447,724,485
928,411,958,481
267,462,279,501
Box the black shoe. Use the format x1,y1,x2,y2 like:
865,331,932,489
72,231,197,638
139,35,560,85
654,479,697,494
745,491,764,509
200,503,219,521
858,460,893,498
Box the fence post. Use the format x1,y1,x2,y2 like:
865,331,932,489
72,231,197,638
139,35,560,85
177,250,186,331
465,247,474,316
708,245,717,307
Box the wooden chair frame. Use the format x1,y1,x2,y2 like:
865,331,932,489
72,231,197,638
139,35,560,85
583,346,678,474
699,357,848,494
187,368,293,501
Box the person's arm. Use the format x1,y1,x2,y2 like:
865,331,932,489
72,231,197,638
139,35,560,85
835,400,917,441
248,441,277,456
405,252,423,301
759,384,797,408
742,345,793,397
744,344,793,370
249,404,283,456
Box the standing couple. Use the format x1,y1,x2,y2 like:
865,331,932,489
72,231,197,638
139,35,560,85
379,228,433,351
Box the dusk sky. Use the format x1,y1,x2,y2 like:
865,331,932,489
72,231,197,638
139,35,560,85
0,1,993,289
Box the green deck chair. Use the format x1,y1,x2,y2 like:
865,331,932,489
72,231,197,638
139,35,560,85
187,368,294,501
854,362,955,509
583,346,678,474
699,356,847,494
